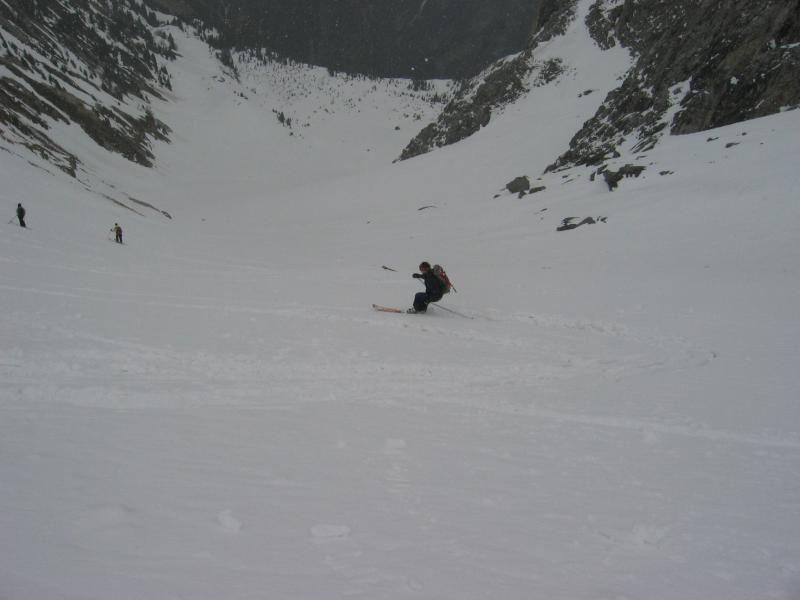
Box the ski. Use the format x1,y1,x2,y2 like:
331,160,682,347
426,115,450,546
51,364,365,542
372,304,404,313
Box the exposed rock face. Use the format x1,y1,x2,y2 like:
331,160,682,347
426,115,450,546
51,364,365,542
601,164,646,191
399,57,533,161
506,176,531,194
401,0,799,169
550,0,800,169
0,0,174,173
398,0,578,161
152,0,541,79
557,216,606,231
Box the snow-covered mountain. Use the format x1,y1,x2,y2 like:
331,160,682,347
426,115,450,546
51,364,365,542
0,0,175,169
402,0,800,173
1,1,799,599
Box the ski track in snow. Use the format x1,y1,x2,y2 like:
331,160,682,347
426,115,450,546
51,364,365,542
5,270,797,452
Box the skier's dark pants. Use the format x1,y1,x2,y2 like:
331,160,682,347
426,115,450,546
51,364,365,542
17,216,25,228
115,232,122,243
414,292,442,312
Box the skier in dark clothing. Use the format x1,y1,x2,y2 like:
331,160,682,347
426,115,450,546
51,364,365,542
112,223,123,244
410,261,445,313
16,203,25,228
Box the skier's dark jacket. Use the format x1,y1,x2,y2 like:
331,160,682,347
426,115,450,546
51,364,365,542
16,205,25,218
414,271,446,302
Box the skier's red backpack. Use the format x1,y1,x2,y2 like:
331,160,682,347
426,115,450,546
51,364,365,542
432,264,455,294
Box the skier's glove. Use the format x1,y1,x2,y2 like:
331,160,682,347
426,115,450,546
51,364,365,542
412,273,422,279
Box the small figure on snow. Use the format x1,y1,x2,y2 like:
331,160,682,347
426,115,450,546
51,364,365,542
409,261,446,313
16,203,26,228
112,223,123,244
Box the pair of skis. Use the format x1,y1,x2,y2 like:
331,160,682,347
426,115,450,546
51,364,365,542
372,303,473,319
372,304,409,314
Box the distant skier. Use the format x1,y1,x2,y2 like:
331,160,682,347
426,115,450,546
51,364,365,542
112,223,123,244
16,203,26,228
409,261,446,314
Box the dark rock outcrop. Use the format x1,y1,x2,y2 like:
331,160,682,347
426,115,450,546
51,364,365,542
601,164,646,191
398,0,799,172
507,176,531,194
399,0,578,161
557,216,607,231
550,0,800,169
1,0,175,173
399,56,534,161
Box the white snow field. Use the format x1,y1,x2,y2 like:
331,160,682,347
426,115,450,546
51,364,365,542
2,9,800,600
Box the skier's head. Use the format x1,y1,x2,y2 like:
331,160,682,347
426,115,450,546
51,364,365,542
419,261,431,273
17,203,21,207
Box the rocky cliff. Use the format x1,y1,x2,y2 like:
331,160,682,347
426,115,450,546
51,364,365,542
550,0,800,169
399,0,578,161
400,0,800,167
0,0,174,175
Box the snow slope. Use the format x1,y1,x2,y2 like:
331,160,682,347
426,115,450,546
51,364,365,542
2,6,799,599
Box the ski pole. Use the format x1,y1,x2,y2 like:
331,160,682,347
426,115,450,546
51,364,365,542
432,304,473,319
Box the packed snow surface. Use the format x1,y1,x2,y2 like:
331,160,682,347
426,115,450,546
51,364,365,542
2,8,799,600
